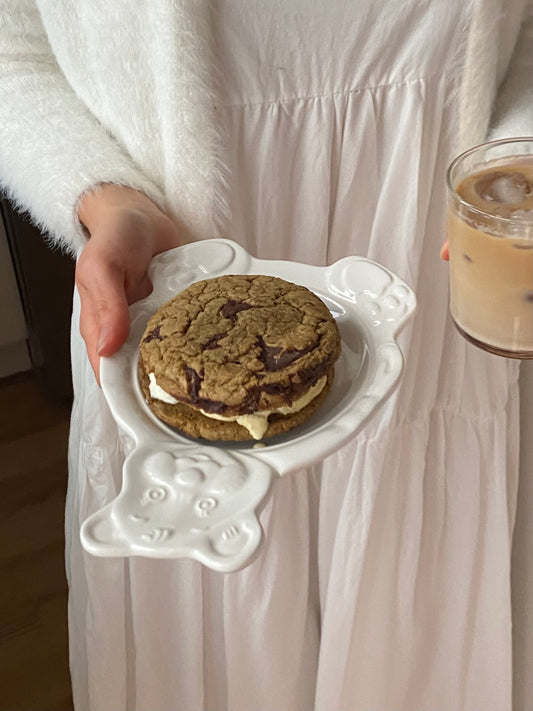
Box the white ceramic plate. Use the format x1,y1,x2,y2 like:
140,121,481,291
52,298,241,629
80,239,416,571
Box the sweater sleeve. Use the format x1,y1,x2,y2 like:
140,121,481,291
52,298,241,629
0,0,166,256
488,1,533,139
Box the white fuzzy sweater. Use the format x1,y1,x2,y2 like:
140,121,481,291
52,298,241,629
0,0,531,255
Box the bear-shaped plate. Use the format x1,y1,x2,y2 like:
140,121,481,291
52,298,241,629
80,239,416,572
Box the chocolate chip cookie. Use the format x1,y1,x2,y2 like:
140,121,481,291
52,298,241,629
138,274,341,441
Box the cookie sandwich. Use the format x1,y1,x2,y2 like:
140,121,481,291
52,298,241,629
138,274,341,441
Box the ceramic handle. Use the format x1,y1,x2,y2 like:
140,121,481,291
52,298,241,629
81,444,274,572
328,257,416,336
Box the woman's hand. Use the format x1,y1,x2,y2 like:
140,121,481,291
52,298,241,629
440,241,449,260
76,184,181,384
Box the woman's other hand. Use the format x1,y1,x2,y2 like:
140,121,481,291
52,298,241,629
76,185,180,384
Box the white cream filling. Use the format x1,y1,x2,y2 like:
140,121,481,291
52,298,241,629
202,411,272,441
148,373,179,404
148,373,327,440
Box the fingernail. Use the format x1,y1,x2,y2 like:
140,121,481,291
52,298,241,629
96,327,110,355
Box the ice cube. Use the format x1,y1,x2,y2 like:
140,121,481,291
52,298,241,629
475,171,532,205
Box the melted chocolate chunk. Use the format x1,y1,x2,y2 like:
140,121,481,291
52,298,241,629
143,325,162,343
260,381,290,395
203,333,224,350
257,335,315,371
183,366,231,414
185,366,202,401
297,348,337,387
194,397,229,414
221,300,253,319
239,388,262,414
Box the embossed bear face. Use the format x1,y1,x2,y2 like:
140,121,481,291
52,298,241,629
81,447,273,571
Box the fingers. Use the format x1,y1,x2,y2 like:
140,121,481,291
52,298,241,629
440,240,449,261
76,259,131,385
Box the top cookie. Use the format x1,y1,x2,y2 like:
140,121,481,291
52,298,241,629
139,274,341,419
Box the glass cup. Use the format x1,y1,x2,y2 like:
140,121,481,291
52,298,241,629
446,137,533,358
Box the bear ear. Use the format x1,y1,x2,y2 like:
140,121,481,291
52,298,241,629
80,506,129,557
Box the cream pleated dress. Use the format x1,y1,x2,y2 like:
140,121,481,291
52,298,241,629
0,0,530,710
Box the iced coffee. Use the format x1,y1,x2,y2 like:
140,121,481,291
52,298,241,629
447,138,533,358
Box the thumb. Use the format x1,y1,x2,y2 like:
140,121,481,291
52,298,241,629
98,270,153,354
92,268,131,357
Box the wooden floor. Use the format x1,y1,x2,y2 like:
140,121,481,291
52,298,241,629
0,371,74,711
